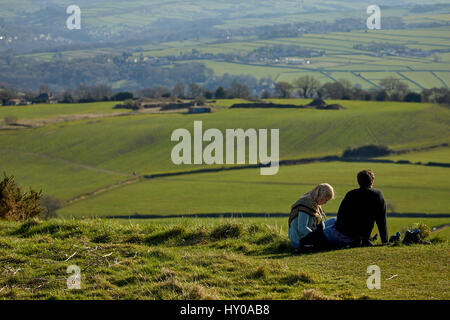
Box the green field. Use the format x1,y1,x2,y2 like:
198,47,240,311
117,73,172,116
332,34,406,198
0,100,450,212
379,147,450,164
58,160,450,217
0,101,121,121
0,99,449,219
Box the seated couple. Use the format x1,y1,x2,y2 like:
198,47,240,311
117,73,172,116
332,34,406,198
288,170,388,253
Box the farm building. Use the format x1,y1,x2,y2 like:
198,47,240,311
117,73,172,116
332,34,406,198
7,98,22,105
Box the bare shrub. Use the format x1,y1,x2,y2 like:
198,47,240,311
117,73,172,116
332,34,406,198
386,201,397,213
39,195,62,219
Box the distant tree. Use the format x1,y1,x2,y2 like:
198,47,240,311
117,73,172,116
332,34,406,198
23,91,35,102
274,82,293,98
90,85,112,101
39,84,50,95
229,81,251,99
74,84,92,102
172,83,185,98
261,90,271,99
403,92,422,103
139,88,156,98
112,92,133,101
154,86,170,98
375,90,388,101
338,79,352,99
39,195,62,219
379,77,409,100
214,86,227,99
319,82,345,99
422,88,450,104
386,201,397,213
33,93,49,104
337,78,352,91
187,83,204,99
194,95,206,106
61,90,74,103
293,76,321,98
0,88,17,105
204,90,213,99
350,87,367,101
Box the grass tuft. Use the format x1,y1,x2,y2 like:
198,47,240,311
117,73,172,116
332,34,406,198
147,248,175,261
12,218,41,235
302,289,329,300
92,232,114,243
282,271,314,284
210,222,243,240
249,265,268,279
145,225,187,245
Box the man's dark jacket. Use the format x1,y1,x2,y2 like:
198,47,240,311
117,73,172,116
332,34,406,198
334,187,388,243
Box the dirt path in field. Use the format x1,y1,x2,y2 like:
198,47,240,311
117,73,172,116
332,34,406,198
432,223,450,231
64,177,140,204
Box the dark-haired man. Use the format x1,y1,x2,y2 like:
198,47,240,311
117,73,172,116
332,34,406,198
323,170,388,247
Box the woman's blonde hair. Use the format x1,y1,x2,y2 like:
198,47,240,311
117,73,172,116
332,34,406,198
308,183,335,204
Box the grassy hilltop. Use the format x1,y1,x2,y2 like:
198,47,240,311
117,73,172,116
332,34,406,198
0,218,448,300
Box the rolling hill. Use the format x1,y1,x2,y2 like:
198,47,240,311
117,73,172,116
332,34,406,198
0,99,449,217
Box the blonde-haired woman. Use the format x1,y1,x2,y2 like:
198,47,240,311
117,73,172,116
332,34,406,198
288,183,335,252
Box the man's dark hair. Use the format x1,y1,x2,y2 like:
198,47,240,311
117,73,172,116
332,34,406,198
357,170,375,188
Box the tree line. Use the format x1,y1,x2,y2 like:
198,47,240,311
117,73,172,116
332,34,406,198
2,75,449,106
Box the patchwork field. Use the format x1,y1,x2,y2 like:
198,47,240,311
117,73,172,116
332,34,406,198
140,26,450,89
19,24,450,91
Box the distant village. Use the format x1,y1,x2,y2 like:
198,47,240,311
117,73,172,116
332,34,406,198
129,45,320,67
353,42,446,59
1,92,58,106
